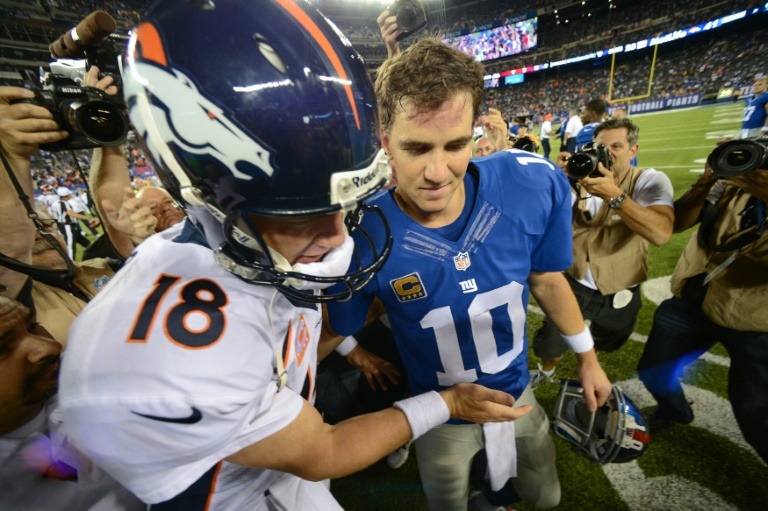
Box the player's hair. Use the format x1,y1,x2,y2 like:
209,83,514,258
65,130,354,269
375,39,484,134
585,98,607,116
594,117,640,147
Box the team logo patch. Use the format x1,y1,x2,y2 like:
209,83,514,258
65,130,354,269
390,273,427,302
459,278,478,294
295,314,311,366
454,252,471,271
91,275,111,292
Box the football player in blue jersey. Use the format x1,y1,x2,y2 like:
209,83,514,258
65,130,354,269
575,99,607,150
54,2,533,510
326,39,612,511
741,72,768,139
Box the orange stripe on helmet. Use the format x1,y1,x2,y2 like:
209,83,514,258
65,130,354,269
274,0,361,130
133,22,167,66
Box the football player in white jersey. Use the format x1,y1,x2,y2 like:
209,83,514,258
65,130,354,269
58,2,532,510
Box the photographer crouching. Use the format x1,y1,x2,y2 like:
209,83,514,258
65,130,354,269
531,118,675,386
637,136,768,463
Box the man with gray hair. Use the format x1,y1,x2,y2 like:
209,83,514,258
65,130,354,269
532,117,674,386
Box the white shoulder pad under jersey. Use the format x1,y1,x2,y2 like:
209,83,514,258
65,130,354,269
59,221,322,504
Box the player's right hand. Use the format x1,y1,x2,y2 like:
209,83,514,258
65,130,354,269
440,383,532,423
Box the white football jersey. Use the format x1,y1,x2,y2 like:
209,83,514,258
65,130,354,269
59,220,322,507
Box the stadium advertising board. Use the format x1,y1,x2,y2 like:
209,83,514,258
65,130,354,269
443,14,537,63
608,94,702,116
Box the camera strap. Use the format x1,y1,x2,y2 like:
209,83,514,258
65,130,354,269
697,198,767,253
0,148,77,290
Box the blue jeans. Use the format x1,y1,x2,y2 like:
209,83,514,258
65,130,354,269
541,138,551,161
637,297,768,463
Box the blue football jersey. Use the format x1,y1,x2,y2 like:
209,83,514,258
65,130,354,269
742,91,768,130
575,122,599,150
327,151,573,413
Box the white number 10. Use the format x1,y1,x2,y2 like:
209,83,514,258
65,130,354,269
420,281,526,386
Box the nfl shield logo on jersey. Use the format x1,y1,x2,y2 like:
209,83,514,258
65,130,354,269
454,252,471,271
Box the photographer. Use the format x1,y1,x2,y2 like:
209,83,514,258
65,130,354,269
637,153,768,464
0,66,138,344
0,80,142,509
531,118,674,386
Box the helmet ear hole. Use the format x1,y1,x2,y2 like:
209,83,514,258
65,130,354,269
253,34,287,74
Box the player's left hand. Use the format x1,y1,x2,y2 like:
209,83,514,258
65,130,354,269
345,345,401,391
440,383,531,423
581,162,622,201
576,358,611,412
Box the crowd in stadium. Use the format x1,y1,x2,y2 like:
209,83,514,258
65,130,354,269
485,26,765,121
1,1,767,511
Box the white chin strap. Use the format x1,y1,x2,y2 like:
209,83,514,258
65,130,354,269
269,234,355,291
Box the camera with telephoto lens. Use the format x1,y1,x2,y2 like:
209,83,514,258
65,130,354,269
14,73,128,152
389,0,427,41
707,136,768,178
566,141,612,180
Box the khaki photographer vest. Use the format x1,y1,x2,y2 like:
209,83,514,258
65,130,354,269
31,258,114,346
566,166,648,295
671,188,768,332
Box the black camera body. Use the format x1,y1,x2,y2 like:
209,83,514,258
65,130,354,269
567,142,612,180
15,74,128,152
389,0,427,41
707,136,768,178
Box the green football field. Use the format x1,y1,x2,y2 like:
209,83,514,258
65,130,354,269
331,102,768,511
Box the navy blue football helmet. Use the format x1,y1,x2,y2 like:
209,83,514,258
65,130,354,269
122,0,392,302
552,379,650,464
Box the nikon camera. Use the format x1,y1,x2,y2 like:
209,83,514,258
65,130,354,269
389,0,427,41
707,136,768,178
14,73,128,152
566,141,612,180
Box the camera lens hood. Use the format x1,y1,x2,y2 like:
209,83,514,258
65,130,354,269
65,98,128,146
567,153,597,180
707,139,768,178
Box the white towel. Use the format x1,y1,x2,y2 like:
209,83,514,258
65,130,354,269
483,421,517,491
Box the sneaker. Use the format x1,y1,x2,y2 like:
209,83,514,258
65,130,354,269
387,441,411,469
529,364,555,390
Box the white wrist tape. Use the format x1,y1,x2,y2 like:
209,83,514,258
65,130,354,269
334,336,359,357
561,326,594,353
393,391,450,440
